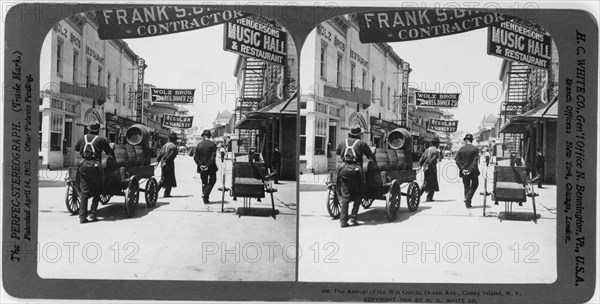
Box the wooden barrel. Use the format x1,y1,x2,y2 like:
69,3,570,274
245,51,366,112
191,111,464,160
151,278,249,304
387,128,413,151
134,145,151,166
125,124,150,146
126,144,137,166
396,150,410,170
388,149,400,170
375,148,390,171
114,144,129,167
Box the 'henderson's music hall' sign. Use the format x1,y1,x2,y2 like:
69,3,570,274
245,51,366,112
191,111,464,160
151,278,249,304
224,17,287,66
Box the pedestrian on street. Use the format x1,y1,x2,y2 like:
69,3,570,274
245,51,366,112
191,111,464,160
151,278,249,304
194,130,218,204
418,138,440,202
455,133,480,208
484,148,491,166
271,145,282,184
533,146,545,188
335,126,377,228
74,123,115,224
219,144,226,162
157,132,179,197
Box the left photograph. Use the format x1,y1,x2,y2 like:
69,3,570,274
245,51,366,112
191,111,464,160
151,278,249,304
36,6,297,281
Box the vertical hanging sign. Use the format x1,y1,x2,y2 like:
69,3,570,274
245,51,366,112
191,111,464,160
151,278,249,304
136,58,145,123
400,61,410,128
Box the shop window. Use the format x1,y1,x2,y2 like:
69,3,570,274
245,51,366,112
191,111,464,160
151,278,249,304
314,116,327,155
300,116,306,156
39,113,43,152
72,49,79,83
50,113,63,151
314,136,326,155
56,39,63,76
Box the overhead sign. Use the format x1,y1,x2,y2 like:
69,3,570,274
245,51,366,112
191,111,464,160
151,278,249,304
224,17,287,66
151,88,195,103
400,61,410,128
487,21,552,70
96,7,245,39
415,92,460,107
136,58,145,122
357,9,508,43
59,82,106,104
427,118,459,133
163,114,193,129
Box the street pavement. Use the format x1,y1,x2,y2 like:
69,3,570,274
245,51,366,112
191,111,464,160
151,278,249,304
298,158,557,283
37,155,297,281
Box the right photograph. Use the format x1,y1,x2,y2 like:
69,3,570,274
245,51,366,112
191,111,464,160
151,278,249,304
298,10,558,283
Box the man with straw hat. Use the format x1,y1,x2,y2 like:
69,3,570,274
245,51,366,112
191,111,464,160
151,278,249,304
74,122,114,223
335,125,377,228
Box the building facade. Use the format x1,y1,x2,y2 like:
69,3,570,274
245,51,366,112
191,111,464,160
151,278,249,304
39,12,140,168
301,15,407,173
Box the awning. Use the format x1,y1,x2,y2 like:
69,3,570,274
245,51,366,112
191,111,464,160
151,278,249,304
235,93,298,130
499,98,557,134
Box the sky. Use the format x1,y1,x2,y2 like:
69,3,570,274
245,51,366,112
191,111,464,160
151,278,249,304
124,25,240,132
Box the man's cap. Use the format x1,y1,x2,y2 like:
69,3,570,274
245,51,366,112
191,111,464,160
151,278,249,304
169,132,178,139
463,134,474,141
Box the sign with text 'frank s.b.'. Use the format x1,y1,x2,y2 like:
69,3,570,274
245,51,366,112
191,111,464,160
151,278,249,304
427,118,459,133
96,7,245,40
415,92,460,107
224,18,287,66
151,88,195,103
356,9,508,43
163,114,193,129
488,21,552,70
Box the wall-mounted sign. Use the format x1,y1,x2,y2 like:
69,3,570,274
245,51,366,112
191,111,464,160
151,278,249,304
427,117,458,132
224,17,287,66
151,88,195,103
357,9,509,43
136,58,145,122
163,114,193,129
415,92,460,107
96,7,245,39
400,61,410,128
487,21,552,70
60,81,106,104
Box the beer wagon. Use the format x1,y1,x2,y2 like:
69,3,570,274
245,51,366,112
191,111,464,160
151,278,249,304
64,124,160,218
325,128,421,222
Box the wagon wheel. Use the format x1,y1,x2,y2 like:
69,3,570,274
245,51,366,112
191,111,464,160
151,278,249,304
385,180,401,222
361,198,374,209
100,194,112,205
406,182,421,212
326,187,340,218
65,182,80,215
124,178,140,218
145,177,158,208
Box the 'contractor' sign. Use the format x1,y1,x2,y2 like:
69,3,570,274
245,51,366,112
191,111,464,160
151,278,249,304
415,92,460,107
96,7,244,39
151,88,195,103
224,18,287,66
428,118,459,132
488,21,552,70
163,114,193,129
357,9,507,43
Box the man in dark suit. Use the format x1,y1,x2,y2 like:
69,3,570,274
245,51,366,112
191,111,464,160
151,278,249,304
194,130,218,204
157,132,179,197
455,134,480,208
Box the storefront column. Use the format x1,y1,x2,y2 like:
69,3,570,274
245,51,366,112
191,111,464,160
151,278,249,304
39,109,52,167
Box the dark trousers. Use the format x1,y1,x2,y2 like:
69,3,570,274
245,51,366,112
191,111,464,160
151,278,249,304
79,195,100,220
77,160,102,219
536,168,544,187
201,170,217,198
337,164,362,224
462,174,479,204
271,163,281,183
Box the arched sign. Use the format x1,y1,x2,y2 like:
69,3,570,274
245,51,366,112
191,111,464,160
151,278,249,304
348,111,367,130
83,108,103,125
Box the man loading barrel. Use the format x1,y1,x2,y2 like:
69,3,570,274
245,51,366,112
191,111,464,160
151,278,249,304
74,123,115,224
335,126,377,228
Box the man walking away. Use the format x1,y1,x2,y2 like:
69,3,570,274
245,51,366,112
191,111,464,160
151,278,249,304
335,126,377,228
419,138,440,202
194,130,218,204
74,123,115,223
271,145,282,184
157,132,179,197
455,134,480,208
532,146,545,188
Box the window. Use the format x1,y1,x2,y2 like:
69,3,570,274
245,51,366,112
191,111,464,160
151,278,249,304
336,53,343,87
314,116,328,155
123,82,127,105
56,39,63,75
394,90,398,113
387,86,391,109
371,77,376,103
86,58,91,87
380,81,384,106
72,50,79,83
362,70,367,90
115,77,120,103
350,63,356,91
320,44,327,79
50,113,64,151
39,113,43,152
143,91,149,100
107,72,112,98
97,66,103,86
300,116,306,156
